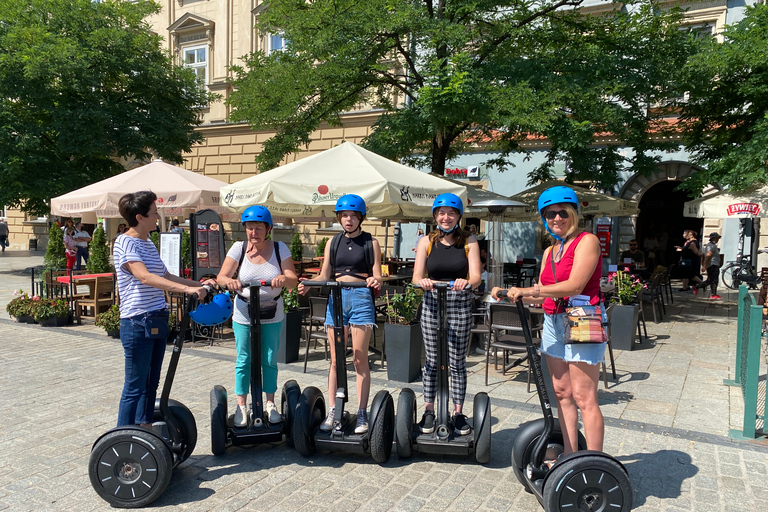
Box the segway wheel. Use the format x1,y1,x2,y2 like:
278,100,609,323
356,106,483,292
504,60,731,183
281,379,301,448
395,388,416,459
210,386,228,456
543,454,632,512
369,391,394,463
292,386,325,457
153,399,197,464
511,418,587,492
472,392,491,464
89,428,173,508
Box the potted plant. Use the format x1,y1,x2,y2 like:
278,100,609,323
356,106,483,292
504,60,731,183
279,287,302,364
6,289,37,323
33,298,72,327
316,237,328,257
95,305,121,338
606,270,645,351
290,232,303,262
86,225,114,273
384,284,424,382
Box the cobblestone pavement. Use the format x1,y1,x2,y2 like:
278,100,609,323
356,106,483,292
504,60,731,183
1,251,767,511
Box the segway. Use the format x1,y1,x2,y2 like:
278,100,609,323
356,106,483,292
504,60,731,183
395,282,492,463
209,281,301,454
89,287,218,508
292,280,394,463
501,293,633,511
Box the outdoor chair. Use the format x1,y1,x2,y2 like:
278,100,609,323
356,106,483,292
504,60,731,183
660,264,674,305
641,273,665,323
470,302,491,356
74,275,115,323
486,303,540,390
303,295,329,373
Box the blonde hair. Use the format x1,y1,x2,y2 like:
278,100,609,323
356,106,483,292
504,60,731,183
543,203,581,245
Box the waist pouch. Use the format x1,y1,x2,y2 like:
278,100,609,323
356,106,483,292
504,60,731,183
259,301,278,320
141,309,170,340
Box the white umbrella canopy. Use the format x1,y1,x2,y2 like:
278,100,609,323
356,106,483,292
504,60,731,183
220,142,467,220
51,159,231,219
505,181,638,220
683,185,768,218
427,174,530,218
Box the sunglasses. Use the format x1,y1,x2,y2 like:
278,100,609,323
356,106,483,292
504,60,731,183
544,209,569,220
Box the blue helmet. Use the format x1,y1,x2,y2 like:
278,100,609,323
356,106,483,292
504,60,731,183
335,194,366,216
538,186,578,242
241,205,273,227
432,193,464,216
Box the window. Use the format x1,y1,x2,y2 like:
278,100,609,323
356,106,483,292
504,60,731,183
183,45,207,84
268,34,286,54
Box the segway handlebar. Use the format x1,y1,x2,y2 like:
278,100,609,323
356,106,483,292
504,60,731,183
302,280,370,288
238,279,278,289
413,281,473,291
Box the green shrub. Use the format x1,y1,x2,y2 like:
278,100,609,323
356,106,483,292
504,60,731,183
385,284,423,325
86,225,113,273
316,237,329,257
283,287,300,312
290,232,303,262
44,224,67,270
32,298,70,322
6,290,36,318
95,305,121,333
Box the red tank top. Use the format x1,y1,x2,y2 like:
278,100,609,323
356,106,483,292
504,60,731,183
540,231,602,314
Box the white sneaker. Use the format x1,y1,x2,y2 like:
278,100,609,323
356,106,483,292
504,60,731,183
266,401,282,424
354,409,368,434
234,405,248,427
319,406,335,432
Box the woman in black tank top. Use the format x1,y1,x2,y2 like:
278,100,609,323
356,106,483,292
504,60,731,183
412,194,481,436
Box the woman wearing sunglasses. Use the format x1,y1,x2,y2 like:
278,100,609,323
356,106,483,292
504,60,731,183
491,186,605,458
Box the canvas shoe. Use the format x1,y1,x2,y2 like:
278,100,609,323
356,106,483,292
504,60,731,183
319,406,335,432
234,405,248,427
418,410,435,434
453,413,471,436
266,401,282,424
710,295,722,300
354,409,368,434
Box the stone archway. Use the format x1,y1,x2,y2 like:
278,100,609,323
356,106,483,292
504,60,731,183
615,161,718,260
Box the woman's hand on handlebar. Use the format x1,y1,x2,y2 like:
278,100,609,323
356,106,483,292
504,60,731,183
452,278,469,292
366,276,381,291
297,278,308,296
270,275,287,289
224,278,243,293
417,278,435,291
191,278,216,299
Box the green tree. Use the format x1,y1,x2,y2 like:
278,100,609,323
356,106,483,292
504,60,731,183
0,0,215,215
228,0,696,188
44,224,66,270
679,5,768,194
86,225,112,274
290,232,303,262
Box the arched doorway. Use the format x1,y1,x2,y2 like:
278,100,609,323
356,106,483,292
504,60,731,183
618,161,717,266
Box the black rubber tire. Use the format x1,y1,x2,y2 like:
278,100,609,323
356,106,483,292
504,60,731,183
153,399,197,464
721,264,739,290
395,388,416,459
511,419,587,492
292,386,325,457
473,393,491,464
281,380,301,447
209,386,228,456
543,454,633,512
369,392,395,464
89,428,173,508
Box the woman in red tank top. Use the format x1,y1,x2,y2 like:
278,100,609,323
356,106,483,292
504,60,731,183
492,186,605,457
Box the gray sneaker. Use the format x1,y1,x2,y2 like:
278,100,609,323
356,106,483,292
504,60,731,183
319,406,335,432
234,405,248,427
354,409,368,434
266,401,282,424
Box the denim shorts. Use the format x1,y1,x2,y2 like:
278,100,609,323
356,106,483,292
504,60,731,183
540,313,606,365
325,286,376,327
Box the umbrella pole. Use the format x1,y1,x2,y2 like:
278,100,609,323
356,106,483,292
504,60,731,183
160,212,167,232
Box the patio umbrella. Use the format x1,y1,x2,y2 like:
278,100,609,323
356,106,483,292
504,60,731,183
220,142,467,220
505,181,638,220
51,160,233,228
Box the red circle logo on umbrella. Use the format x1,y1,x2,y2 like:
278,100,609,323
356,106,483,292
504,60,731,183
318,185,329,195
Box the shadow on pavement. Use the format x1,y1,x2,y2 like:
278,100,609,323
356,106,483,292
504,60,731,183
617,449,697,507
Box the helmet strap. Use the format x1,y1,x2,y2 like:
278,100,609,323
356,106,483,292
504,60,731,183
344,225,362,236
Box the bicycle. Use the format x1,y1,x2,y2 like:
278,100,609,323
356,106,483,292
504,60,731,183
721,249,768,290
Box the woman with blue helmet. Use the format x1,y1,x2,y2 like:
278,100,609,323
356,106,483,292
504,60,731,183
492,185,606,458
298,194,382,434
217,205,298,427
412,193,482,436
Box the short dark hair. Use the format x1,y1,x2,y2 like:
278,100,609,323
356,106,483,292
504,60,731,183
172,219,180,226
119,191,157,227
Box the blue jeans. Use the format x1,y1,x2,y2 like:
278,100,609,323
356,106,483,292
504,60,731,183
116,316,166,426
75,246,89,270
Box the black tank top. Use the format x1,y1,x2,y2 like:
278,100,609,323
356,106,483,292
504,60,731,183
427,241,468,281
334,232,370,279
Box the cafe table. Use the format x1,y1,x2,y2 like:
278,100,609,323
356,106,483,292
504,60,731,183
56,273,115,322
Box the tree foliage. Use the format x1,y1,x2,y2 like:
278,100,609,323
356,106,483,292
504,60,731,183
44,224,66,270
86,225,112,274
0,0,215,215
679,5,768,194
229,0,696,188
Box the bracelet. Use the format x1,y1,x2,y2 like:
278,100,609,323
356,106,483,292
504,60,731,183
533,283,540,298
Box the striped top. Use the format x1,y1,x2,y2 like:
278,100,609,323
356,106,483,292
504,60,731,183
227,241,289,325
114,234,168,318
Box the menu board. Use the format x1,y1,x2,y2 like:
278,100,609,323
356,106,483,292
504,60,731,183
159,232,182,276
191,209,225,281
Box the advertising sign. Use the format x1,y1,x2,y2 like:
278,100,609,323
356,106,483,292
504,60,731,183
596,222,611,258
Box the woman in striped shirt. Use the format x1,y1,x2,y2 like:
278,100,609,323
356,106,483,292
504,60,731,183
113,191,214,428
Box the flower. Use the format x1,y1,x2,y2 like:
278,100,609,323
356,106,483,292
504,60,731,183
609,270,645,306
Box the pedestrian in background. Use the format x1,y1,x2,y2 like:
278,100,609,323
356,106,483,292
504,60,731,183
695,232,722,300
0,217,8,252
73,221,91,270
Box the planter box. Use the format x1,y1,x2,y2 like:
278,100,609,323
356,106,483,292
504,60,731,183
607,303,640,351
107,330,120,339
14,315,36,324
39,314,70,327
278,310,302,364
384,322,423,383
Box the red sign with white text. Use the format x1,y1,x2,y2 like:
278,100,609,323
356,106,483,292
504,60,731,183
726,203,761,216
596,224,611,258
